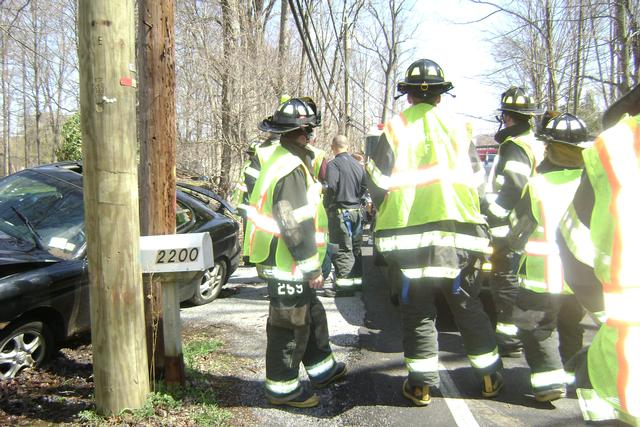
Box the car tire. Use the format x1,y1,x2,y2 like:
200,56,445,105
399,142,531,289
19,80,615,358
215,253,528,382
0,320,54,380
189,259,227,305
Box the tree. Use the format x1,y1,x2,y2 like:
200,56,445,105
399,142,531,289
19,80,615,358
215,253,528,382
55,111,81,161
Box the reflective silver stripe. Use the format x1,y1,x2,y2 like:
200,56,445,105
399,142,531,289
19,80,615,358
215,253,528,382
473,168,486,188
257,265,304,281
593,311,608,324
353,277,362,285
292,204,316,222
576,388,617,422
604,290,640,323
235,182,248,192
243,206,281,234
244,167,260,179
490,225,510,238
468,347,499,370
504,160,532,176
306,354,335,377
496,322,518,337
488,201,510,219
559,204,595,267
564,371,576,385
531,369,567,389
375,230,490,254
495,174,505,186
297,254,321,274
402,266,460,279
405,355,438,373
265,378,300,395
335,277,360,287
524,240,554,256
365,159,389,190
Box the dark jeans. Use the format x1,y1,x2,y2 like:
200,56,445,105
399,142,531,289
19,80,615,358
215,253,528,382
328,208,363,291
490,249,523,351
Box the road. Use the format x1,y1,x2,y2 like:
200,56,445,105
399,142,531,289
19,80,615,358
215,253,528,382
180,245,594,426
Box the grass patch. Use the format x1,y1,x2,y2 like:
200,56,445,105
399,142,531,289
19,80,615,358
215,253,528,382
76,335,233,426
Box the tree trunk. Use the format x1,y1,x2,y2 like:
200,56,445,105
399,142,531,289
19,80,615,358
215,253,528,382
137,0,180,386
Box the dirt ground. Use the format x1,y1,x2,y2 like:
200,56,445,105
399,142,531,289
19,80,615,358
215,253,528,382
0,324,256,426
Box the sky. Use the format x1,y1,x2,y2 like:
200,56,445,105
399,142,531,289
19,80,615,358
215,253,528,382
409,0,504,136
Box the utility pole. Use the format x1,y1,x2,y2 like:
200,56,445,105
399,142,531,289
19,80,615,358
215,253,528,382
78,0,149,415
137,0,182,386
343,18,351,139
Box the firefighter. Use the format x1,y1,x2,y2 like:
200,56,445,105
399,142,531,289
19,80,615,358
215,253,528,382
324,134,366,296
507,113,591,402
366,59,503,406
484,86,546,357
557,84,640,426
243,97,347,408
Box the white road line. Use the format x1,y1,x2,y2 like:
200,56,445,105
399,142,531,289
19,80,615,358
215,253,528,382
439,362,480,427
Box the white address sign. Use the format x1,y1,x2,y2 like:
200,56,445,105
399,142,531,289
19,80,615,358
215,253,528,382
139,232,214,274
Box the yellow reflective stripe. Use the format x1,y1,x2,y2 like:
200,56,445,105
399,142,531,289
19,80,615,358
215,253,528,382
244,166,260,179
375,231,490,253
488,201,510,219
353,277,362,285
481,262,492,271
305,354,335,377
402,266,460,279
490,225,510,238
265,378,300,395
564,371,576,385
257,265,304,281
504,160,532,176
297,253,321,274
468,347,499,370
496,322,518,337
559,204,595,267
243,206,280,234
531,369,567,389
292,204,316,222
576,388,617,422
604,290,640,323
405,356,439,373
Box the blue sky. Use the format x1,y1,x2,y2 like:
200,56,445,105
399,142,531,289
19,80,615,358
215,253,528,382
410,0,503,136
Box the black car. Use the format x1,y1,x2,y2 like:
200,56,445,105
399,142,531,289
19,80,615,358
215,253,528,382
0,162,240,379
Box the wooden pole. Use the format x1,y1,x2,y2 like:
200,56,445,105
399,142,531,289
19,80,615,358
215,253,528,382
137,0,182,386
78,0,149,415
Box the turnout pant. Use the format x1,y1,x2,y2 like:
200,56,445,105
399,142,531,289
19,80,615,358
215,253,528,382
328,208,363,293
490,249,523,353
389,261,501,388
264,279,338,399
513,289,585,394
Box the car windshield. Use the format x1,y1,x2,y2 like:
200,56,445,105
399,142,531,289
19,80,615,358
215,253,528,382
0,170,85,260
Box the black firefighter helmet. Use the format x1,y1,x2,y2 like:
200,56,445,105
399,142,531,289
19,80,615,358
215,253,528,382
498,86,544,116
258,97,321,134
396,59,453,98
540,113,591,147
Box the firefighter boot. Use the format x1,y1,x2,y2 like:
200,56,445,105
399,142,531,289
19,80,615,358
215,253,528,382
402,379,431,406
482,372,504,398
266,386,320,408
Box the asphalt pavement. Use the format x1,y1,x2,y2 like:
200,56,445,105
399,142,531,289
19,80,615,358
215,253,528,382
180,244,595,426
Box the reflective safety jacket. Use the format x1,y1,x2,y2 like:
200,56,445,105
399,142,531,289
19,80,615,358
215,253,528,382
560,114,640,426
486,128,545,239
366,102,490,280
242,145,328,282
308,144,326,181
511,169,582,294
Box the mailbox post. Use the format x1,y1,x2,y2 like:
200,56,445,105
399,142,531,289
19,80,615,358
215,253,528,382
140,232,214,386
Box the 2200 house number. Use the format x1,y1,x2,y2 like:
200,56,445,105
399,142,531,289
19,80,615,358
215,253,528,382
155,248,199,264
